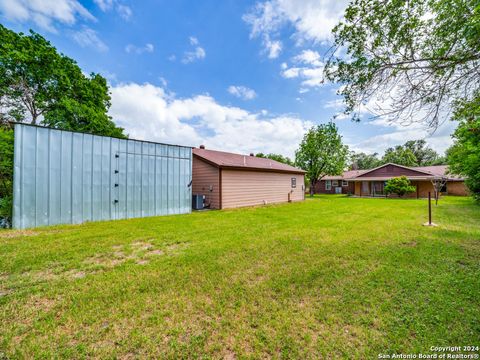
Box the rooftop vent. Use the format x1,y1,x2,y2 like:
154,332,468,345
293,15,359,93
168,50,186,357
199,145,205,149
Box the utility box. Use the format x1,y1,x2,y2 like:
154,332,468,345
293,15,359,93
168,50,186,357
192,194,205,210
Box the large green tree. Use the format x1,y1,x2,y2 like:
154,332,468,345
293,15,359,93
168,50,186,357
382,146,418,167
0,127,14,225
325,0,479,128
446,92,480,200
255,153,294,166
0,25,124,137
295,123,349,196
403,140,445,165
349,152,380,170
0,25,126,226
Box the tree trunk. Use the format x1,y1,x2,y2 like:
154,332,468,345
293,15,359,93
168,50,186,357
310,179,316,197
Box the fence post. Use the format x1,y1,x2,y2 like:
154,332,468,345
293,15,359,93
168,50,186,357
428,192,432,225
423,191,437,226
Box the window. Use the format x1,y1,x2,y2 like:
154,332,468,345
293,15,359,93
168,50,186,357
325,180,331,190
332,180,339,187
342,180,348,187
291,177,296,188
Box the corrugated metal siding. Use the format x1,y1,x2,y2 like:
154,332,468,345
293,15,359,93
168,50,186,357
191,157,220,209
221,170,304,209
13,124,192,229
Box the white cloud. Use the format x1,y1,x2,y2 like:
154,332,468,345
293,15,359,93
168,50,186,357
93,0,132,20
109,83,312,157
227,85,257,100
265,36,282,58
189,36,199,45
0,0,95,32
125,43,154,54
280,49,325,88
116,4,131,19
72,27,108,52
294,49,322,66
282,67,300,78
243,0,349,57
182,36,206,64
351,121,455,156
93,0,114,11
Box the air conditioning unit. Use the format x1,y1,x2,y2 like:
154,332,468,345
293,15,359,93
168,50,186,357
192,194,205,210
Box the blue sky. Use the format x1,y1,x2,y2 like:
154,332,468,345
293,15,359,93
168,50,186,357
0,0,455,158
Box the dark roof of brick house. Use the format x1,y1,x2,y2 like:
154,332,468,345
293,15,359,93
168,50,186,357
323,163,463,181
193,148,305,174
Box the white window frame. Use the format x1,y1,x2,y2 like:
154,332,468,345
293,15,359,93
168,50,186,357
291,177,296,188
332,180,339,187
325,180,332,190
342,180,348,187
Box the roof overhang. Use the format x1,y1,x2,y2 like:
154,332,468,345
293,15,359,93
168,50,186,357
193,154,306,175
346,176,462,181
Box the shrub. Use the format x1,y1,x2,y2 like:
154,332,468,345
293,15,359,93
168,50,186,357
384,176,416,197
0,127,14,227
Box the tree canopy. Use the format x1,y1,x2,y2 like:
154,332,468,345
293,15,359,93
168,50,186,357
325,0,480,129
381,146,418,167
349,139,445,169
295,123,349,195
0,24,124,138
349,152,381,170
403,140,445,166
447,91,480,200
0,25,126,226
255,153,294,166
384,176,417,197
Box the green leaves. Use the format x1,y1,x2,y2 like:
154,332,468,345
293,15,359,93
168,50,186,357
0,127,14,225
255,153,295,166
0,25,126,226
325,0,480,128
0,25,125,138
295,123,349,193
447,91,480,200
384,176,417,197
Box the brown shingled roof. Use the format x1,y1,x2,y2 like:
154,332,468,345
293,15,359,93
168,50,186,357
193,148,305,174
324,164,463,181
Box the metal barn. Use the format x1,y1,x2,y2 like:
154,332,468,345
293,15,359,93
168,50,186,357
13,123,192,229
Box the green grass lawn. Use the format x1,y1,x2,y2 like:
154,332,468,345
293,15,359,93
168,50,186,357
0,196,479,358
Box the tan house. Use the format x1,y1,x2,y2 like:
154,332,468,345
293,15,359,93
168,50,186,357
316,163,468,198
192,146,305,209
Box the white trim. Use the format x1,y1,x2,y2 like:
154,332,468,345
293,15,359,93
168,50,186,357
325,180,331,190
332,180,339,187
342,180,348,186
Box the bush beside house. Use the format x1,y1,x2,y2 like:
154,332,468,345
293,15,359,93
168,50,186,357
384,176,416,197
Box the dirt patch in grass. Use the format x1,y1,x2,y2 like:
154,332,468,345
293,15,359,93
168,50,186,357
0,230,42,238
14,241,191,285
401,241,418,247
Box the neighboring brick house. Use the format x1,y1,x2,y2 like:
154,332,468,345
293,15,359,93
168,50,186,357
314,170,362,195
315,163,468,198
192,146,305,209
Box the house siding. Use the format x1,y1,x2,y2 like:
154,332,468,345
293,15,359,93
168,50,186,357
221,170,304,209
192,157,220,209
315,180,354,194
353,180,468,198
447,181,469,196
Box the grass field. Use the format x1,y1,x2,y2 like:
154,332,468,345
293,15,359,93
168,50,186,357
0,195,479,358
